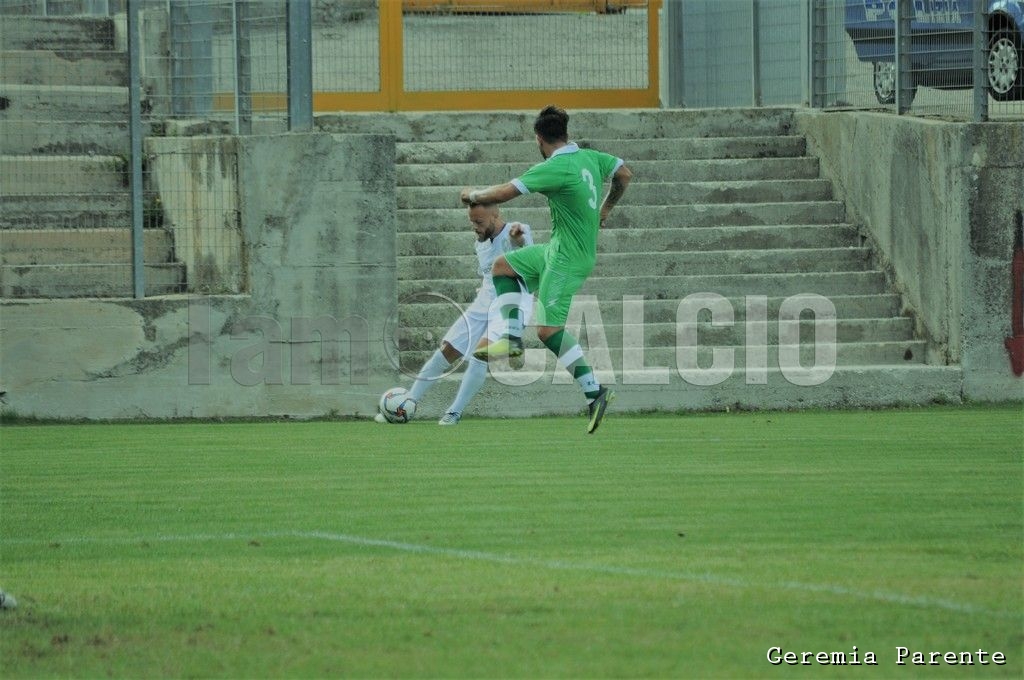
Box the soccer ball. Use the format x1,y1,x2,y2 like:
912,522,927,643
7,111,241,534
378,387,417,424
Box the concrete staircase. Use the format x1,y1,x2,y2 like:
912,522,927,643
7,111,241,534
322,108,961,415
0,12,184,297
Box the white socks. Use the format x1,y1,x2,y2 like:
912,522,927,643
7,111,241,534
448,357,487,415
409,350,490,417
408,350,452,402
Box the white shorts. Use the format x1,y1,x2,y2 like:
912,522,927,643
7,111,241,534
441,296,533,357
440,311,494,357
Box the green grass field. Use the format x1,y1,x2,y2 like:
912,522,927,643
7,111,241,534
1,406,1022,678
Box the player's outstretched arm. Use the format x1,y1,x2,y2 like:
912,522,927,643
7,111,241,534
460,183,521,207
600,163,632,227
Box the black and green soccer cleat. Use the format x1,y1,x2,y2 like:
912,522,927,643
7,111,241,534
587,387,615,434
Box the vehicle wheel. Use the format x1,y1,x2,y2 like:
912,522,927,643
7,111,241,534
988,29,1023,101
872,62,915,106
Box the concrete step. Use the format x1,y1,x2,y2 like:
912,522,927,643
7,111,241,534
0,49,127,86
398,340,929,374
397,179,834,209
0,193,130,228
399,224,859,257
399,247,872,280
397,202,846,232
0,16,116,51
398,317,915,351
0,120,129,154
0,262,185,298
397,294,906,327
397,365,963,418
0,83,127,122
317,107,797,142
0,228,174,265
397,157,821,186
395,136,808,164
399,270,890,301
0,155,126,194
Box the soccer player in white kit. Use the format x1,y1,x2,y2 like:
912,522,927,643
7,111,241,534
376,203,533,425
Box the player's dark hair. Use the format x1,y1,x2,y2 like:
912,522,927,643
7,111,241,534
534,105,569,144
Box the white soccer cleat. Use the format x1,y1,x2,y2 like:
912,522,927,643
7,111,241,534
0,590,17,610
438,412,461,425
373,413,387,424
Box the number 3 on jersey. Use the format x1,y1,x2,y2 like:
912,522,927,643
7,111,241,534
581,168,598,210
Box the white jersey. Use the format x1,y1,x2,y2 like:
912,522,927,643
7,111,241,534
467,222,534,315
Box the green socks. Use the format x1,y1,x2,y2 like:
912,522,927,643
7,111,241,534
493,275,523,339
542,329,601,401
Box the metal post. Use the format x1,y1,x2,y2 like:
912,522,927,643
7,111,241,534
751,0,762,107
233,0,252,135
169,0,185,115
800,0,811,106
896,0,913,114
286,0,313,131
128,0,146,299
972,0,989,122
664,0,684,108
809,0,826,108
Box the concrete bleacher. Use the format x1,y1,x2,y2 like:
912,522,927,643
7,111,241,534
0,12,185,297
0,11,975,417
319,109,961,416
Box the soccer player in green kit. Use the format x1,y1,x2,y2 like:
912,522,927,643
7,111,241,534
460,105,633,433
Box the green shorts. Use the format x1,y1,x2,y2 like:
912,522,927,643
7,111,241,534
505,244,593,327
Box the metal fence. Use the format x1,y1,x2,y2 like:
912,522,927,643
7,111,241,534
1,0,1021,300
143,0,1023,125
139,1,660,120
670,0,1023,121
672,0,808,108
813,0,999,119
1,0,141,297
0,0,123,14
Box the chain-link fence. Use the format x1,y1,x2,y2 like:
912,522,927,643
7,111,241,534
672,0,1023,120
0,1,144,297
398,6,650,92
675,0,807,108
0,0,122,14
0,0,660,300
2,0,1020,300
0,0,262,299
139,0,288,133
815,0,1023,120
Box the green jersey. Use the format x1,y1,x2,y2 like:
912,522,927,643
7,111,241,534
511,144,623,270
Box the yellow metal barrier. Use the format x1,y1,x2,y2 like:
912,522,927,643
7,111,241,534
215,0,659,114
402,0,649,14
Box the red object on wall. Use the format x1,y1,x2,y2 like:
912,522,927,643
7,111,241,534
1005,211,1024,377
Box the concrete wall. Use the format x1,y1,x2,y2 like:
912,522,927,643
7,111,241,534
794,111,1024,402
0,132,398,419
2,112,1020,419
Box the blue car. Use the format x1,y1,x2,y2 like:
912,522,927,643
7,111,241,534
845,0,1023,104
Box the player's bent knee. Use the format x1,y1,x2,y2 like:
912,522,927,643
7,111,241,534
440,342,463,363
536,325,562,342
491,256,516,278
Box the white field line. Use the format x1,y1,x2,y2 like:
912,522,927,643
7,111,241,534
2,530,1016,619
